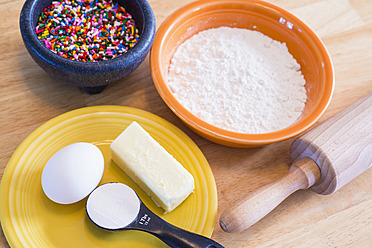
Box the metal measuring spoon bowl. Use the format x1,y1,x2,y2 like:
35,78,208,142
86,183,224,248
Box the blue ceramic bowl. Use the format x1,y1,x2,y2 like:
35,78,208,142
20,0,156,94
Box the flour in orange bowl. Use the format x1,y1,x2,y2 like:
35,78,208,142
167,27,307,134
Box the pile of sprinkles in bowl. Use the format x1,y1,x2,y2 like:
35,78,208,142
35,0,139,62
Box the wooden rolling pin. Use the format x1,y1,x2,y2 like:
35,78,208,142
220,92,372,233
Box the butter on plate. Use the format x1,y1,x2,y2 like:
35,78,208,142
110,121,195,212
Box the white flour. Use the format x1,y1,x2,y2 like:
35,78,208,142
167,27,307,134
86,183,140,229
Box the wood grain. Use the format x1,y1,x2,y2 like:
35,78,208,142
1,0,372,247
220,158,321,233
221,93,372,233
291,92,372,195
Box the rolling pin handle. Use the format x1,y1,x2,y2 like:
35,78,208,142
219,157,321,233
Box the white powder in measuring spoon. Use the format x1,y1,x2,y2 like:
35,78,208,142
86,183,141,229
167,27,307,134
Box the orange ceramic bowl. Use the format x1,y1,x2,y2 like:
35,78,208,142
150,0,334,148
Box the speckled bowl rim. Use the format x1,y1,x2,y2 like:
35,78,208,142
20,0,156,74
150,0,334,147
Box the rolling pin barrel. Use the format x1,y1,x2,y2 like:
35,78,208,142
220,92,372,233
291,92,372,194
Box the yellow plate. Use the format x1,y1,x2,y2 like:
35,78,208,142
0,106,217,248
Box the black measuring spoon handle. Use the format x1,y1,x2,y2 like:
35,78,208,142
155,221,224,248
133,206,224,248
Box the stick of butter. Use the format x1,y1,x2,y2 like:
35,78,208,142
110,121,195,212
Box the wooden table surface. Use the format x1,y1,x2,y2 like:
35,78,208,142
1,0,372,247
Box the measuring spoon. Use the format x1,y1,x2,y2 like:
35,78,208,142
86,182,224,248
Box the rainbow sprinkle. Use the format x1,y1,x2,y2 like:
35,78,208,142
35,0,140,62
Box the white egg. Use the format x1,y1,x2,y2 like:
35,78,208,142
41,142,105,204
